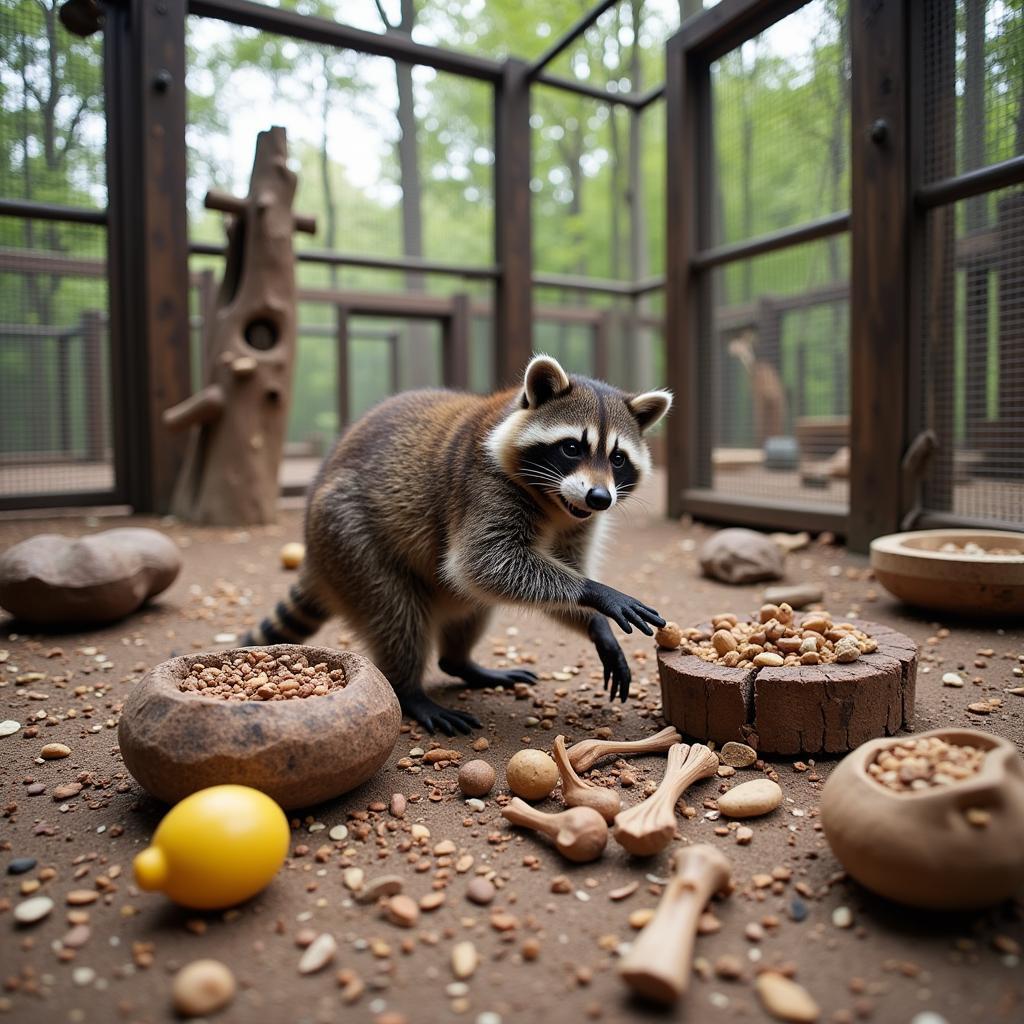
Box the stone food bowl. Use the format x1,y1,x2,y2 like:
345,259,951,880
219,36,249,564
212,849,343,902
118,645,401,810
870,529,1024,617
820,729,1024,910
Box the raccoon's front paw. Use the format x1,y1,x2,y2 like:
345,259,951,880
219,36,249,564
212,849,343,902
589,617,631,703
401,692,481,736
439,658,538,690
580,580,666,637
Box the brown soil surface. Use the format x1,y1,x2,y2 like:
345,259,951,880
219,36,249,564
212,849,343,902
1,477,1022,1024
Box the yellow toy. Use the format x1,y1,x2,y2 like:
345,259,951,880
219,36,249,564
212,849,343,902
133,784,289,909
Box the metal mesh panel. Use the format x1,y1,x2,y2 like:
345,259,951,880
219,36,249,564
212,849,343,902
703,238,850,507
921,0,1023,185
919,186,1024,524
709,0,850,246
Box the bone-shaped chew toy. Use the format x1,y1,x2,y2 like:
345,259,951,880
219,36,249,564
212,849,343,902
612,742,719,856
619,843,733,1004
566,725,682,774
553,734,622,822
501,798,608,863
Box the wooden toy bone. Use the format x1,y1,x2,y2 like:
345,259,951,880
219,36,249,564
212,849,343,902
565,725,683,773
619,843,733,1004
553,735,621,822
501,798,608,863
612,742,718,856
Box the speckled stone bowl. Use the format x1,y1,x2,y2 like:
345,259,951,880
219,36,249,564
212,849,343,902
118,645,401,810
821,729,1024,910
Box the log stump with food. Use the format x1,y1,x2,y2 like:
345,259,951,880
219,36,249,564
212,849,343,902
655,604,917,756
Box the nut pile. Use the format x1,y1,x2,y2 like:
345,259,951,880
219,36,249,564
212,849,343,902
867,735,987,793
179,650,345,700
657,604,877,668
938,540,1022,557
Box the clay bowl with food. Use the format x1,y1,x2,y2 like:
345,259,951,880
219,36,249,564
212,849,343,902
870,529,1024,617
118,645,401,810
820,729,1024,910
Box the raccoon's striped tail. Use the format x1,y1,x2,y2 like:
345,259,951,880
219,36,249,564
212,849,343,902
241,582,330,647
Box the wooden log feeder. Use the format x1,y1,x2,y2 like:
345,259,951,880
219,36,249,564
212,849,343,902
657,619,918,756
164,126,316,525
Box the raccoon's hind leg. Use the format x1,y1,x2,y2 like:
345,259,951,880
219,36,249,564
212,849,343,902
437,610,538,689
365,588,481,737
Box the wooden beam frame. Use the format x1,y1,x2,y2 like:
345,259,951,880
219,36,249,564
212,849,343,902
847,0,911,551
526,0,620,77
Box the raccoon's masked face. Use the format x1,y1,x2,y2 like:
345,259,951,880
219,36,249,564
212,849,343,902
487,355,673,523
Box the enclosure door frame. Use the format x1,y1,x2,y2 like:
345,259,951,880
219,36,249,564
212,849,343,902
664,0,852,539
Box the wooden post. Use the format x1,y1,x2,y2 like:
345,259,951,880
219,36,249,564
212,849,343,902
997,193,1024,450
848,0,910,551
593,310,611,381
104,0,192,512
494,58,533,388
336,303,350,431
164,127,316,524
82,309,105,461
443,293,471,390
57,332,71,456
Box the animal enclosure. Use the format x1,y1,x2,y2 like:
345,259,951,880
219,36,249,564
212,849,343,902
1,0,1021,548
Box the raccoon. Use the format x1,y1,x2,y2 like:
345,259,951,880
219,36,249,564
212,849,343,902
242,355,672,735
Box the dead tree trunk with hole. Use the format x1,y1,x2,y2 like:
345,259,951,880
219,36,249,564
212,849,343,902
164,127,316,525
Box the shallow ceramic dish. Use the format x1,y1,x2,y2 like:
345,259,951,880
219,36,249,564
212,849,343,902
870,529,1024,616
118,645,401,809
820,729,1024,910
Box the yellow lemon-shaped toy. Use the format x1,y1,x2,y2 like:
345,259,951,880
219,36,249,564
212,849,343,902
133,785,289,909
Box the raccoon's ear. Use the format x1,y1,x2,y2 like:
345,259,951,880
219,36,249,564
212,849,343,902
522,355,571,409
628,389,673,432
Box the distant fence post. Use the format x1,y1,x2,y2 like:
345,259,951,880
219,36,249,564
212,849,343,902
335,303,350,431
494,58,533,389
82,309,106,462
444,293,471,391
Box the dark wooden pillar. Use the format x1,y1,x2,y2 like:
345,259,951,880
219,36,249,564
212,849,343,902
104,0,191,512
997,193,1024,451
494,58,533,388
593,311,611,381
335,304,350,430
848,0,911,551
82,309,106,461
443,293,471,390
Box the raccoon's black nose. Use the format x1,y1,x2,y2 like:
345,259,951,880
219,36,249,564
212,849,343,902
586,486,612,511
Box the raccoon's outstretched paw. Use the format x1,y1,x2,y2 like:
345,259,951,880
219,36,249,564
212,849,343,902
588,616,631,703
439,658,537,690
401,692,481,736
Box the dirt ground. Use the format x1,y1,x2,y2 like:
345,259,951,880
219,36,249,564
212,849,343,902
1,476,1022,1024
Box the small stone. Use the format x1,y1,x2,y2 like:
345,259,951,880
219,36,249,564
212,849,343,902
354,875,404,905
40,742,71,759
63,924,92,948
720,742,757,768
0,720,22,737
735,826,754,845
172,959,237,1017
609,881,639,901
505,749,558,801
789,898,808,922
965,807,991,828
329,824,349,842
7,857,37,875
66,889,99,906
628,908,655,929
298,933,337,974
280,542,305,570
13,895,54,925
714,954,743,980
753,652,785,667
832,906,853,928
467,878,496,906
458,759,496,797
72,967,96,987
52,782,83,801
384,894,419,928
420,891,445,911
941,673,964,688
755,972,820,1022
717,779,783,818
762,583,823,609
452,941,479,979
389,793,407,818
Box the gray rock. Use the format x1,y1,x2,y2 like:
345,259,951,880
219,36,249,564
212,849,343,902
699,528,785,585
762,583,824,609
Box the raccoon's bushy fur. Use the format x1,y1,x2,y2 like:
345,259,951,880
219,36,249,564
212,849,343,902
243,356,672,734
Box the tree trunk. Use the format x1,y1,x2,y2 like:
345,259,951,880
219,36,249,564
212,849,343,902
165,128,313,524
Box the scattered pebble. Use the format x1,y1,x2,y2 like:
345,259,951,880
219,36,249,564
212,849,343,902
13,895,54,925
942,672,964,687
832,906,853,929
755,971,821,1022
720,741,757,768
717,779,783,818
280,542,305,569
0,720,22,737
458,759,496,797
172,959,237,1017
354,875,404,905
384,894,420,928
7,857,37,875
505,749,558,801
298,933,337,974
40,743,71,759
329,824,349,842
467,878,496,906
452,941,479,979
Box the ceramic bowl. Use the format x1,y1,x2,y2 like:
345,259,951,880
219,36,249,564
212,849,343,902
118,645,401,810
820,728,1024,910
870,529,1024,616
